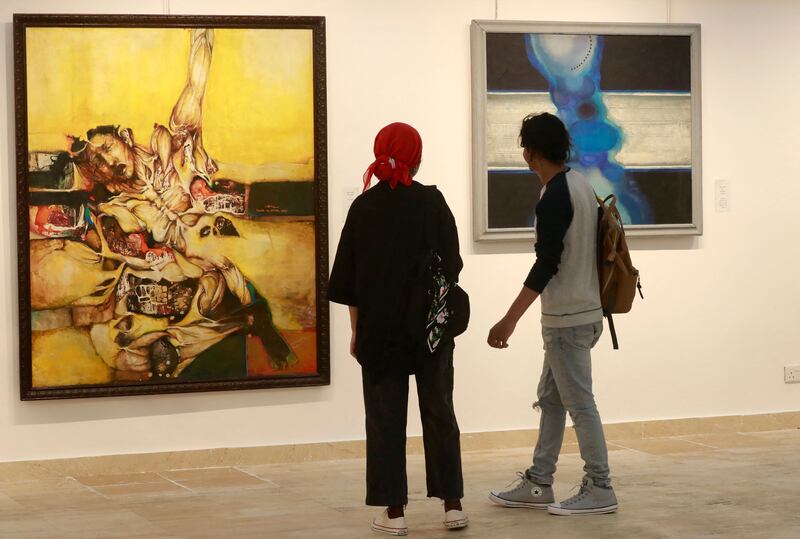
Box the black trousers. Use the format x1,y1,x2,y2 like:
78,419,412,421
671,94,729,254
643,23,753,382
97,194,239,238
361,345,464,506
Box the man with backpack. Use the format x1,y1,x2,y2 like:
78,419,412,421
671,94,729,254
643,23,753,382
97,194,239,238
486,112,618,515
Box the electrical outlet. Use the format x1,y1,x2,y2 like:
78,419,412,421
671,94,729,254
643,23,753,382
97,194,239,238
785,366,800,384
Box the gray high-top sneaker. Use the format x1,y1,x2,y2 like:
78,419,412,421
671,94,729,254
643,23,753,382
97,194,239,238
547,477,618,515
489,472,554,509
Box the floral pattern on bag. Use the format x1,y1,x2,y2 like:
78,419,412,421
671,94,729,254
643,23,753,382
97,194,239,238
425,253,451,353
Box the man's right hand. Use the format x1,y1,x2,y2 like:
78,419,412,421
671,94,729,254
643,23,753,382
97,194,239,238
488,317,516,349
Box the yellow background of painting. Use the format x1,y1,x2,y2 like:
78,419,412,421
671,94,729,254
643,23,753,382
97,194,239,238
26,27,317,386
25,27,315,170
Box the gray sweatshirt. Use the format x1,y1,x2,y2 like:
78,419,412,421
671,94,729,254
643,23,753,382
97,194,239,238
524,168,603,328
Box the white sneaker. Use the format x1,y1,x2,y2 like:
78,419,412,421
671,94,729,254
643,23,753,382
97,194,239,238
443,508,469,529
371,509,408,536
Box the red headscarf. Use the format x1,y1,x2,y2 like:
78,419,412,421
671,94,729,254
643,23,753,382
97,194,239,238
362,122,422,192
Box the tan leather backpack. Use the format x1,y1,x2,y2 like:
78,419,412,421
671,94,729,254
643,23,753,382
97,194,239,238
596,194,643,349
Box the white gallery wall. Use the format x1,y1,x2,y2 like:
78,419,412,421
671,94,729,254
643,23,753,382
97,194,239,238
0,0,798,462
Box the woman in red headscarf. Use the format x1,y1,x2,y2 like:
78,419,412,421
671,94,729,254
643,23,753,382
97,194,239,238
329,123,467,535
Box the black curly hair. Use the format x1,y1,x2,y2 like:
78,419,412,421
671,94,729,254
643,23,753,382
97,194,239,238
519,112,572,165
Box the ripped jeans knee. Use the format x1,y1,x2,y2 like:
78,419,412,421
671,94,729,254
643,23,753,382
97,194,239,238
532,399,563,412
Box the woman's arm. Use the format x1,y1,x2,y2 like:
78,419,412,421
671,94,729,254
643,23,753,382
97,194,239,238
436,189,463,282
348,306,358,359
329,203,359,306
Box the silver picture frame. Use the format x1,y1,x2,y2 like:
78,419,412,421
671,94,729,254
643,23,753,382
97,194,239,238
471,20,702,241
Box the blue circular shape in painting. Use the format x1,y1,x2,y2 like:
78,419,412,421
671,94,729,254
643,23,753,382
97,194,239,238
577,101,598,120
579,151,607,167
570,120,619,153
552,87,574,108
572,77,596,98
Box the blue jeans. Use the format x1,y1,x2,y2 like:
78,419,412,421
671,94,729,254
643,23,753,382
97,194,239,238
526,322,611,488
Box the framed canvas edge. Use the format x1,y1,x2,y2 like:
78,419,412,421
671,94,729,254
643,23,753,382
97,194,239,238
470,21,490,242
21,374,331,402
15,14,330,400
470,19,703,242
311,17,332,389
471,19,701,36
14,17,33,401
477,224,700,244
690,24,703,237
13,13,327,29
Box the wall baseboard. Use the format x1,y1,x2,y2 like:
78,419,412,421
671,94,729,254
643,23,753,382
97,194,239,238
1,411,797,481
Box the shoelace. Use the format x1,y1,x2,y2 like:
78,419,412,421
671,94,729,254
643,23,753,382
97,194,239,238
563,480,591,506
505,471,527,491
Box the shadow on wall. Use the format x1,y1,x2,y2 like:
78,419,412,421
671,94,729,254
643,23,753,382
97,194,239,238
470,235,699,256
11,383,334,426
628,236,699,251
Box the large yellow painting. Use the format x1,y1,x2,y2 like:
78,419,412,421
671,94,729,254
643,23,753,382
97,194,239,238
16,15,329,399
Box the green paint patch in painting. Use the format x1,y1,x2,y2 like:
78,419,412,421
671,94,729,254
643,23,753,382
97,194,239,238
179,334,248,381
248,181,315,217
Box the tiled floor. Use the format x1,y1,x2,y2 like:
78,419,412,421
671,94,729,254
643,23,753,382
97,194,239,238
1,429,799,538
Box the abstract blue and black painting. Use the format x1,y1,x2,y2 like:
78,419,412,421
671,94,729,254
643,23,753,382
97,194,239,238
482,29,697,233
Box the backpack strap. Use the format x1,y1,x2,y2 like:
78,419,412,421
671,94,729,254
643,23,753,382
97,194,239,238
607,312,619,350
596,191,621,350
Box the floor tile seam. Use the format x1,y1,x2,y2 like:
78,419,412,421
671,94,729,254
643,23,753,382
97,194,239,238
165,482,279,494
676,437,721,449
731,431,779,437
62,476,98,492
605,442,632,451
70,477,174,488
231,466,279,487
596,440,651,455
159,465,232,473
677,433,775,449
69,482,112,501
738,428,800,436
0,478,84,487
154,473,198,494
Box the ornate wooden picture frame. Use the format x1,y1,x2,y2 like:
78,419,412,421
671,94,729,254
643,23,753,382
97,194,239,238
14,14,329,400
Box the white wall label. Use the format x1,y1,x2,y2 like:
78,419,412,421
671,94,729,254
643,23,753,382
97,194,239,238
343,187,359,214
715,180,730,213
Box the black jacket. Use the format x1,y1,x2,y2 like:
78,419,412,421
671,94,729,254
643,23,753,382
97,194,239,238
328,181,462,372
